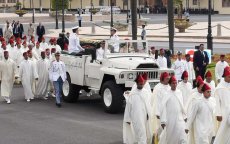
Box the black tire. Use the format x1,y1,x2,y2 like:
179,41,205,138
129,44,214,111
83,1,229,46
101,81,124,113
62,74,80,103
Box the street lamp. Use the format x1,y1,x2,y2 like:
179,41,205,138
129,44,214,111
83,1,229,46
55,0,58,29
207,0,213,54
90,0,93,21
138,0,141,19
126,0,129,23
110,0,113,28
62,0,65,32
167,0,174,54
32,0,35,23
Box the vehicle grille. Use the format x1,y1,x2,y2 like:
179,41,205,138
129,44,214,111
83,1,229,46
137,71,158,79
137,64,159,69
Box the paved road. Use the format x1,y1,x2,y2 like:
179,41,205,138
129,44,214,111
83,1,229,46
0,86,123,144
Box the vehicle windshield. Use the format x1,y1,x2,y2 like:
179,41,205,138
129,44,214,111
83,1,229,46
105,40,149,55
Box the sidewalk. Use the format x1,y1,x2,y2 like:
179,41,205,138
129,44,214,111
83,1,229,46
46,21,230,43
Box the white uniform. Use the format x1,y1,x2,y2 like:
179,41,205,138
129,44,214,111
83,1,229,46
159,89,187,144
109,34,120,53
96,47,110,60
68,33,84,54
35,58,50,97
124,88,153,144
186,61,196,83
19,59,38,100
0,58,16,101
187,96,215,144
157,56,167,68
172,59,188,81
177,81,193,108
215,61,229,82
40,42,48,51
54,44,62,52
49,60,67,82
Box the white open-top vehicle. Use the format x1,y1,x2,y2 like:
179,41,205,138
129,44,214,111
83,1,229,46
61,40,174,113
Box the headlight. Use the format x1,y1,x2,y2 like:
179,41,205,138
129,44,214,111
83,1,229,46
119,73,124,79
128,73,134,79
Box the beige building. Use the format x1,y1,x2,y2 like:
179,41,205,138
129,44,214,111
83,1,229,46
183,0,230,14
0,0,230,14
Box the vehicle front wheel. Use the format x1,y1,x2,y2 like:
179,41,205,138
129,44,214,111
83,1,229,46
101,81,124,113
62,75,80,103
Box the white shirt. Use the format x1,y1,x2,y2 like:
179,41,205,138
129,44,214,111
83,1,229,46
96,47,110,60
186,61,196,82
68,33,84,54
157,56,167,68
172,59,188,81
49,60,67,82
215,61,229,81
109,34,120,53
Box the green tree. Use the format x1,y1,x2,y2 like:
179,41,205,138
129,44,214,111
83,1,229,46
174,0,183,19
52,0,69,10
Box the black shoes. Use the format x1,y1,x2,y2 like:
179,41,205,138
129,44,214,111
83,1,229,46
56,103,62,108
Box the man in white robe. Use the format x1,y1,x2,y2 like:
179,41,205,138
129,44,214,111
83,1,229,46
204,71,216,96
39,37,48,51
32,42,41,60
178,71,193,107
156,48,167,69
7,39,15,59
22,41,29,53
186,83,215,144
35,51,50,99
0,51,16,104
159,75,187,144
53,38,62,52
185,54,196,84
18,52,38,102
124,75,153,144
0,42,8,61
213,66,230,143
28,50,38,95
172,51,188,81
215,54,229,83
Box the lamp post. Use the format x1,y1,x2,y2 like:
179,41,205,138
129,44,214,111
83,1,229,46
110,0,113,28
90,0,93,21
126,0,129,23
207,0,213,54
32,0,35,23
62,0,65,32
138,0,141,19
55,0,58,29
167,0,174,54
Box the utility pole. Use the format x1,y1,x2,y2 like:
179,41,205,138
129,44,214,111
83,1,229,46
126,0,129,23
207,0,213,54
55,0,58,29
90,0,93,21
167,0,174,54
62,0,65,32
110,0,113,28
32,0,35,23
131,0,137,40
138,0,141,19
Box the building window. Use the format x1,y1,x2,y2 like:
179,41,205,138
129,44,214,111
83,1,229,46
223,0,230,7
8,0,16,3
0,0,6,3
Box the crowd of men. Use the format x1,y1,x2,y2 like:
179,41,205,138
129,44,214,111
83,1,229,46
123,45,230,143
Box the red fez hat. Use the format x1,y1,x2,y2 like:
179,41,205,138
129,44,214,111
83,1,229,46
41,37,45,40
16,41,21,45
181,71,189,80
9,39,14,44
4,51,8,55
1,37,5,42
142,73,148,81
23,36,27,39
202,83,211,92
41,51,45,55
64,43,68,50
16,37,21,42
151,47,155,50
136,75,145,85
49,38,54,42
185,54,190,57
160,48,164,51
205,71,212,78
22,41,27,45
45,48,50,51
196,76,203,83
1,42,6,47
10,35,15,39
23,52,27,56
27,50,31,53
169,75,177,84
51,48,56,53
223,66,230,77
53,38,56,42
160,72,170,81
36,41,40,45
220,54,225,58
197,79,204,86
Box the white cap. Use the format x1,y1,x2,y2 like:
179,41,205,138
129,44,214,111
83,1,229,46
72,26,79,30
